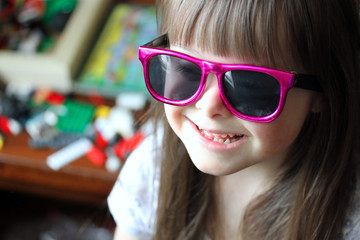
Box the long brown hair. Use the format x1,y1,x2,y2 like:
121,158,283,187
148,0,360,239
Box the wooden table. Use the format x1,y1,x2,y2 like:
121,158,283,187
0,119,120,205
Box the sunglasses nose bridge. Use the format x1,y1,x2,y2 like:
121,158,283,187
202,62,224,83
199,63,227,104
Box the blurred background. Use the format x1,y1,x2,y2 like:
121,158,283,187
0,0,156,238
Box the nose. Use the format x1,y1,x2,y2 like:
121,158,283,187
195,73,233,118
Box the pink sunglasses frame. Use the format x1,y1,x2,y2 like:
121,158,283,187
139,34,321,123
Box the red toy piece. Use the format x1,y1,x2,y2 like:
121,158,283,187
46,91,66,105
0,115,11,135
86,145,107,167
94,130,109,149
113,131,145,162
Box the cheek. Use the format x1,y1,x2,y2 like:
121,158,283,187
247,89,314,156
164,104,184,134
250,121,302,156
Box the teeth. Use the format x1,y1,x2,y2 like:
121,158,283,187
205,131,212,138
214,138,224,144
212,133,228,138
198,127,243,144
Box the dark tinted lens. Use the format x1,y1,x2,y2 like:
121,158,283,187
223,70,280,117
148,55,202,101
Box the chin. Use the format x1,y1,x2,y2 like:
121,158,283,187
190,155,250,177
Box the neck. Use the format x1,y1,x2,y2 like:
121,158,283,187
212,158,282,239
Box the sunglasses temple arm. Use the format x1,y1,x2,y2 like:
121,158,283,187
142,34,169,48
294,74,322,92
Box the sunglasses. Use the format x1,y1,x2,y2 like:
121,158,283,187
139,34,322,123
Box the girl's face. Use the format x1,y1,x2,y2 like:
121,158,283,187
164,45,319,176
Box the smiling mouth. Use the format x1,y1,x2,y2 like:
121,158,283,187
198,127,244,144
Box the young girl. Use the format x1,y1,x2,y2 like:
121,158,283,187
108,0,360,239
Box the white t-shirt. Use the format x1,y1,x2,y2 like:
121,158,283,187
108,133,161,239
107,133,360,239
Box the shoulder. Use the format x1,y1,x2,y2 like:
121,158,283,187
107,127,163,239
340,178,360,239
118,131,162,180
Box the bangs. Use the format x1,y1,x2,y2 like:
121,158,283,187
158,0,299,69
